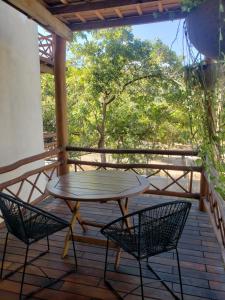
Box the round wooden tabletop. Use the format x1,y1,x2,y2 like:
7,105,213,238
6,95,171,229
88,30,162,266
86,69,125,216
47,170,149,202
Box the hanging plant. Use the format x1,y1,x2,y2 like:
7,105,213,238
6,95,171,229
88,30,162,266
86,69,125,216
181,0,206,12
184,0,225,59
184,60,219,89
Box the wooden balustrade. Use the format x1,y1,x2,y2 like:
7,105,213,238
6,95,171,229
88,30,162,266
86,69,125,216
38,32,54,68
66,146,202,199
202,172,225,248
0,146,224,251
0,148,62,204
66,146,225,250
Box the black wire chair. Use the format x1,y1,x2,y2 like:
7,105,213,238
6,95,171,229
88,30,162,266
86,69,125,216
0,192,77,299
101,200,191,300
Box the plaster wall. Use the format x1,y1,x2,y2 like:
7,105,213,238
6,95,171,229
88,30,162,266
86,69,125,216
0,1,44,170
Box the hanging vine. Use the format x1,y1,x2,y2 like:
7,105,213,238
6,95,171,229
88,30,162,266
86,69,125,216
182,0,225,197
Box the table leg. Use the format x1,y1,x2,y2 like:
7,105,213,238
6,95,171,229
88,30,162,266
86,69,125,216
65,200,87,232
116,198,131,268
63,201,80,258
115,248,122,271
117,197,131,228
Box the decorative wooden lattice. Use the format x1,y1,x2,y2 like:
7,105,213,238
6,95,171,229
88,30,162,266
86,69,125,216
38,33,54,65
202,172,225,247
65,147,202,199
0,149,62,204
0,146,224,251
68,159,201,199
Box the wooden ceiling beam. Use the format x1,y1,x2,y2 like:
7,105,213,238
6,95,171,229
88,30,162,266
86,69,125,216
136,4,143,16
158,1,164,12
114,8,123,19
4,0,72,41
69,9,187,31
75,13,86,23
50,0,158,15
95,10,105,21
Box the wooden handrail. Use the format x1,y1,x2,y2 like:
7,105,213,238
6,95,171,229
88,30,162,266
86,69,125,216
0,161,61,190
66,146,199,156
0,148,62,174
202,171,225,249
67,159,202,172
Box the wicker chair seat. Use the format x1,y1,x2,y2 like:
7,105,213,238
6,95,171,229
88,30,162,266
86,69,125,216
0,198,69,244
101,200,191,300
0,192,77,300
24,217,68,243
103,219,177,259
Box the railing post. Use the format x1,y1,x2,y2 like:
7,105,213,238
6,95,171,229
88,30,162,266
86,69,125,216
54,34,69,175
199,170,207,211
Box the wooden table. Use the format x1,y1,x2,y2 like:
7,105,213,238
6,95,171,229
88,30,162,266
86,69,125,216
47,170,149,259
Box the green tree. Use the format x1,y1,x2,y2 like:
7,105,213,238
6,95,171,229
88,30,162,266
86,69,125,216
67,28,185,154
41,74,55,133
41,28,191,158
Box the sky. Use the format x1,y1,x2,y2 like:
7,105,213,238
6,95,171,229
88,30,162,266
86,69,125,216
132,20,185,57
39,18,197,61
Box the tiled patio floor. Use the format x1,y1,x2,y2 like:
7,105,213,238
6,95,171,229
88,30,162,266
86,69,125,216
0,195,225,300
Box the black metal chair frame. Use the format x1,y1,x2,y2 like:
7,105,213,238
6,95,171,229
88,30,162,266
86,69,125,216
101,200,191,300
0,192,77,300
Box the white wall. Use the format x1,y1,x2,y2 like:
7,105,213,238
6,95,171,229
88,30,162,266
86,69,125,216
0,1,44,168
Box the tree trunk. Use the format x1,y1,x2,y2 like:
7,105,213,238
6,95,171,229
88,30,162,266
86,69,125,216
97,102,107,163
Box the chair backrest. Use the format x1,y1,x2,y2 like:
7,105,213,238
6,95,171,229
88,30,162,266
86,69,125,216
138,201,191,257
0,192,28,242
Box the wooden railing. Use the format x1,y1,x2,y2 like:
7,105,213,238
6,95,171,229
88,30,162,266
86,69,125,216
66,146,225,251
38,33,54,65
66,146,202,200
0,148,62,204
0,146,224,252
201,171,225,248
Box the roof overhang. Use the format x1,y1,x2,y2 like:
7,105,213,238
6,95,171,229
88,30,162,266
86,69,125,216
3,0,186,40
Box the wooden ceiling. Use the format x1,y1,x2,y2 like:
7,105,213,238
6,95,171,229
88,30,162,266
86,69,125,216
46,0,185,31
4,0,186,40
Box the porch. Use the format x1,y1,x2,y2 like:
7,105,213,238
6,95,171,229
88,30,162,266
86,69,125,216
1,0,225,299
0,195,224,300
0,148,224,299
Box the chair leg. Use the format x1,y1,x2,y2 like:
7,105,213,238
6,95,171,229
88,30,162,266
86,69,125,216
22,230,77,300
104,238,109,281
138,260,144,300
0,232,9,279
46,235,50,252
19,244,29,300
176,248,184,300
103,239,123,300
147,258,180,300
70,226,77,270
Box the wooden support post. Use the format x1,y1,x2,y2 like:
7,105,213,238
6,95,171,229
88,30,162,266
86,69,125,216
199,171,207,212
54,35,69,175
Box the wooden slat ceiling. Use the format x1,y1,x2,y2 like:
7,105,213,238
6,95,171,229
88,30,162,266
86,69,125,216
42,0,185,31
3,0,185,40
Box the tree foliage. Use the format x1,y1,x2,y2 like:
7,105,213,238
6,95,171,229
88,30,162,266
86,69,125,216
41,28,192,150
40,27,225,197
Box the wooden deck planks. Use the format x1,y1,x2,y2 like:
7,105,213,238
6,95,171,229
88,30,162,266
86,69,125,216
0,195,225,299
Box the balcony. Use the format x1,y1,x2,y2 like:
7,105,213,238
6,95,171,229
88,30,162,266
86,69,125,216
39,33,54,74
1,1,225,299
0,147,224,299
